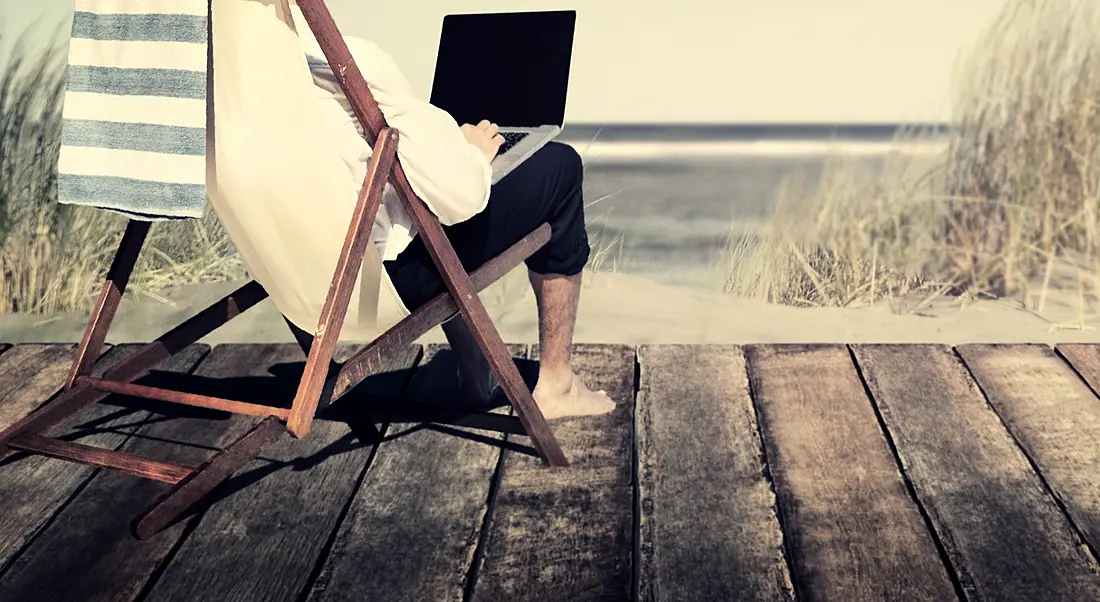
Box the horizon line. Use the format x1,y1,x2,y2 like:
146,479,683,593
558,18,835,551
557,122,954,138
561,121,952,126
566,138,948,160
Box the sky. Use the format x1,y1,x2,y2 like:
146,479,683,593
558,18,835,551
1,0,1010,123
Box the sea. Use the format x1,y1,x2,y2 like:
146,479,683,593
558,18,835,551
554,123,950,289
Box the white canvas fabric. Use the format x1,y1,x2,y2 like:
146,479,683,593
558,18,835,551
206,0,410,340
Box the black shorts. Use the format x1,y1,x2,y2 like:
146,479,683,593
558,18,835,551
384,141,591,311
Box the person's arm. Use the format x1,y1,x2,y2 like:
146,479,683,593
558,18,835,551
288,4,495,223
331,36,493,225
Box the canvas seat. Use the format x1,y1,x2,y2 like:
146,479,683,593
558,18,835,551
0,0,566,540
205,0,407,341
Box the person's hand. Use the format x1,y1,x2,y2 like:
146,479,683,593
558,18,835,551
460,120,505,164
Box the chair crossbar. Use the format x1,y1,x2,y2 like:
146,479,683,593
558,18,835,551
80,377,291,421
8,433,195,484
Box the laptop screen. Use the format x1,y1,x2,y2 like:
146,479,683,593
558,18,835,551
429,11,575,128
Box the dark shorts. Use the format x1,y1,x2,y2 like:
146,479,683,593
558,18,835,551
383,141,590,310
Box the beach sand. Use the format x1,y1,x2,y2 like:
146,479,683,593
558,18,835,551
2,270,1099,347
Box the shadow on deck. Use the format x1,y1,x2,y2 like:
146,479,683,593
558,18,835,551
2,341,1100,601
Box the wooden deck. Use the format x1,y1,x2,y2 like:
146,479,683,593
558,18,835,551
2,341,1100,601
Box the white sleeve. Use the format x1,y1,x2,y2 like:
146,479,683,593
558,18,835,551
343,37,492,225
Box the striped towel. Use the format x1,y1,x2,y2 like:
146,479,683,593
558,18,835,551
57,0,210,220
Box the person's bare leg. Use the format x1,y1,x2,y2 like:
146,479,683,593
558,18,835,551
442,274,613,419
528,271,615,420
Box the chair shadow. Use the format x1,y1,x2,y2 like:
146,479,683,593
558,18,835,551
351,348,540,449
63,350,543,527
192,351,541,513
0,358,408,469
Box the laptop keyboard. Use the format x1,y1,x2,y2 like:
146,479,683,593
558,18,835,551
498,131,529,155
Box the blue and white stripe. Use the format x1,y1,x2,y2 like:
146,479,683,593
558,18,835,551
57,0,210,220
306,54,370,139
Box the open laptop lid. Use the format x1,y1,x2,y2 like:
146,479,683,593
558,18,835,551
429,10,575,128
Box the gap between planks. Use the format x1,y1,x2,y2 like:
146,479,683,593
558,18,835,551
0,342,123,574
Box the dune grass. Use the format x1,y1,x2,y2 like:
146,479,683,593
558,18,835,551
721,0,1100,314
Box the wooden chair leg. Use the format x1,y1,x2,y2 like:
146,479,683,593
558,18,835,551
286,129,398,438
66,219,150,388
132,416,286,539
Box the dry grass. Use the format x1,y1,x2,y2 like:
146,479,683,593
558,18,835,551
0,25,244,315
576,130,626,275
721,0,1100,313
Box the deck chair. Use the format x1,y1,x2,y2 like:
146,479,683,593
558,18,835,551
0,0,567,540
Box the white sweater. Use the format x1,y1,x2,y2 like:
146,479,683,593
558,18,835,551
289,3,493,261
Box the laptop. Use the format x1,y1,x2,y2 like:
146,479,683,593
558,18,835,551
429,10,576,184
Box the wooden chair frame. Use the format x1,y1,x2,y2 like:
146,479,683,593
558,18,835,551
0,0,566,540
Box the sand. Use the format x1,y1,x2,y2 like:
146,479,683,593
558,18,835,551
2,270,1100,347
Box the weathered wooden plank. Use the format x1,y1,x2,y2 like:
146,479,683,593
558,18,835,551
0,344,86,431
959,344,1100,559
143,344,421,602
307,344,526,602
0,342,164,574
853,344,1100,601
0,343,312,602
471,344,635,602
1056,344,1100,397
745,344,956,602
636,345,791,601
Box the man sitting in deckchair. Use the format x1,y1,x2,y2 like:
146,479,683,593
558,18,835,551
209,0,613,420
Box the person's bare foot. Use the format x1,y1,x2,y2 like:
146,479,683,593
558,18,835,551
532,369,616,421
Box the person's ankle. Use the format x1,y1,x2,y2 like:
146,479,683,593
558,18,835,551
535,364,574,393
